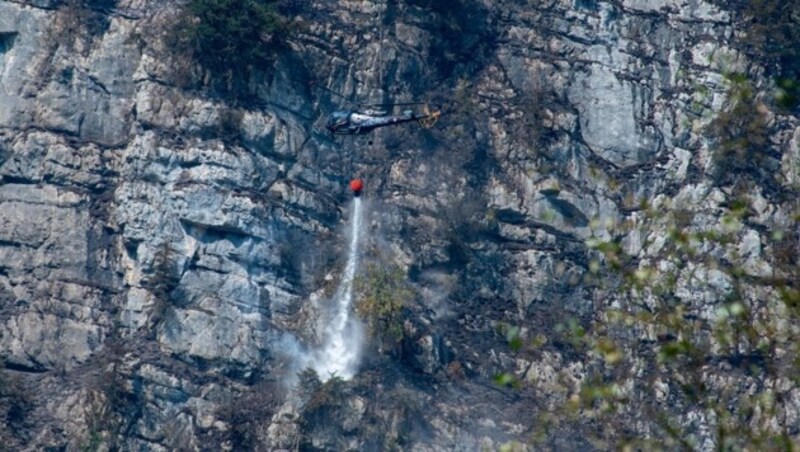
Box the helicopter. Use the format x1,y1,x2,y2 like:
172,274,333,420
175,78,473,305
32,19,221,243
325,103,442,135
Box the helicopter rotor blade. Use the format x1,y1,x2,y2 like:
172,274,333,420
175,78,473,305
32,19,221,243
358,101,432,108
313,83,363,108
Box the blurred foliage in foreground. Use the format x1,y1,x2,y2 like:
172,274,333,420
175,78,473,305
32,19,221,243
496,196,800,449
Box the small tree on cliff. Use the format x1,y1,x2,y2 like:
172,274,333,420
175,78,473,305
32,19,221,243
145,241,181,335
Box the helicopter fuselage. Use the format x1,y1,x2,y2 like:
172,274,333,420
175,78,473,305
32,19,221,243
325,110,421,135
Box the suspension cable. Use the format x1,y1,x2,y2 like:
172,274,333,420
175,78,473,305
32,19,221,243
377,0,385,97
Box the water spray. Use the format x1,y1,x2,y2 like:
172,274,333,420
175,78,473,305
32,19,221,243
310,192,365,380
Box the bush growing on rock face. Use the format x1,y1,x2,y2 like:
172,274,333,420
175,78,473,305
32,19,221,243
169,0,287,93
355,262,413,353
297,367,322,402
77,337,138,451
298,368,349,429
145,241,181,334
217,106,245,140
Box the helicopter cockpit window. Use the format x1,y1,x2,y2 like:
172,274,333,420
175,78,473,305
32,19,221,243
327,111,350,128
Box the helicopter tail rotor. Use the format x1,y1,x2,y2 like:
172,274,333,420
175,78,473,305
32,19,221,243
418,104,442,128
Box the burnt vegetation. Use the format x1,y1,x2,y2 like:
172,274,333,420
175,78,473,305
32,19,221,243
296,367,438,451
216,381,284,450
52,0,119,54
144,241,182,336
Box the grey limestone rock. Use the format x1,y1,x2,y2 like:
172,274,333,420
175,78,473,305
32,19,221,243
0,0,797,449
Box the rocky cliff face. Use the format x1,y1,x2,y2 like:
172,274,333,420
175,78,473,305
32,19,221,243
0,0,798,450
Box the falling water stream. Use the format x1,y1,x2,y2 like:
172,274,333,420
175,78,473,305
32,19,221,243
311,197,364,380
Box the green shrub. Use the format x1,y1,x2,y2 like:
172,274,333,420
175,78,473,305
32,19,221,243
170,0,287,90
355,263,413,352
